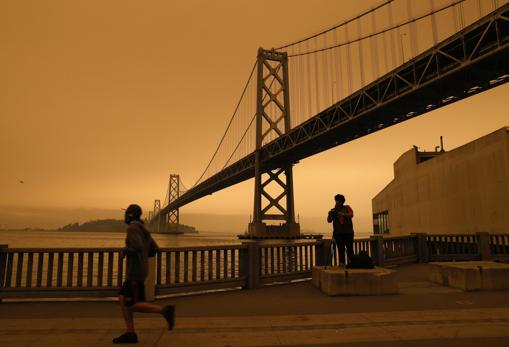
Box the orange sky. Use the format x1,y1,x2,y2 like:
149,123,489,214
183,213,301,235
1,0,507,233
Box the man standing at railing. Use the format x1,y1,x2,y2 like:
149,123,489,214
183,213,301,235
113,204,175,344
327,194,355,266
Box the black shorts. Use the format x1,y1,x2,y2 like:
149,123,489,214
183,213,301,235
119,280,146,306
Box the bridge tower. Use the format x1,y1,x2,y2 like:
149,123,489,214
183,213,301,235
166,174,180,233
153,199,161,233
248,48,300,238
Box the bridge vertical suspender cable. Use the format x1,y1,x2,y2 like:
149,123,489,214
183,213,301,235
313,37,321,115
291,46,297,126
388,1,397,69
191,61,256,188
459,0,465,29
332,26,341,102
305,39,312,119
370,10,379,83
345,24,353,96
407,0,418,59
395,6,404,64
357,19,366,87
322,34,330,106
430,0,439,45
452,0,460,31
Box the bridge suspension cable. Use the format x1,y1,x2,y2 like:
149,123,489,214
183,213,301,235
221,63,284,169
274,0,395,51
284,0,468,57
179,179,189,193
191,61,257,188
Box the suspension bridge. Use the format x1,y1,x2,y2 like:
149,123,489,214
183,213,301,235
148,0,509,237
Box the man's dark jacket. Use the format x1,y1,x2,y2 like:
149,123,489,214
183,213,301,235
124,220,158,281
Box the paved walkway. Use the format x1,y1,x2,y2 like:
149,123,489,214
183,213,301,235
1,264,509,346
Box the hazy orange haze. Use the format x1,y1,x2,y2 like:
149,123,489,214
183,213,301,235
1,0,507,233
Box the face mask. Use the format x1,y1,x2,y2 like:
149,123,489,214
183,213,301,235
124,213,134,224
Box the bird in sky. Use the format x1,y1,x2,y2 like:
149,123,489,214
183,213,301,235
19,180,24,184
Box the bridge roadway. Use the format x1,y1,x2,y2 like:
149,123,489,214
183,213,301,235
158,3,509,218
2,264,509,346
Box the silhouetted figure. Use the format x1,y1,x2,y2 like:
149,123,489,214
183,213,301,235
113,204,175,344
327,194,354,266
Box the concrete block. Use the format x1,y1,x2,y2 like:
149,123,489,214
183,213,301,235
429,261,509,291
450,266,482,291
312,266,329,289
313,267,398,296
429,263,446,285
484,267,509,289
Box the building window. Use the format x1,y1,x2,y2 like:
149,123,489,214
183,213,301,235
373,211,389,234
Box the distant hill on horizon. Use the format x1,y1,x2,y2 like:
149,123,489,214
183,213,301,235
0,205,373,236
59,218,197,233
59,219,125,232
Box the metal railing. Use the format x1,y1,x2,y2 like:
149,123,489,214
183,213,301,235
0,247,125,298
1,232,508,300
329,235,417,267
383,235,418,265
427,234,480,261
490,234,509,261
155,245,246,295
259,241,317,284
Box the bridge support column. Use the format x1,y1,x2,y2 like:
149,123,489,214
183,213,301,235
153,199,161,233
165,174,181,234
248,48,300,238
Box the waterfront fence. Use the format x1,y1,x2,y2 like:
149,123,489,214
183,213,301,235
154,245,246,295
427,234,480,261
1,232,509,300
0,247,125,299
490,234,509,261
259,241,316,285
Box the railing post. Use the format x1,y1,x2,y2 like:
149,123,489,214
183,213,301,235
370,236,385,267
314,239,332,267
0,244,7,303
239,246,248,288
476,232,491,260
240,243,260,289
412,233,429,263
144,256,156,301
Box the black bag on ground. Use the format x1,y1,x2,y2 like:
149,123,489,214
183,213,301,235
346,251,374,269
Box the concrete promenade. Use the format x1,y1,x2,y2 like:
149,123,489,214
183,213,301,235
1,264,509,346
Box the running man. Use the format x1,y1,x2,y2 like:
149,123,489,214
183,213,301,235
113,204,175,344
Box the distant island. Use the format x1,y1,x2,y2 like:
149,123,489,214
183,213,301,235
59,219,198,234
